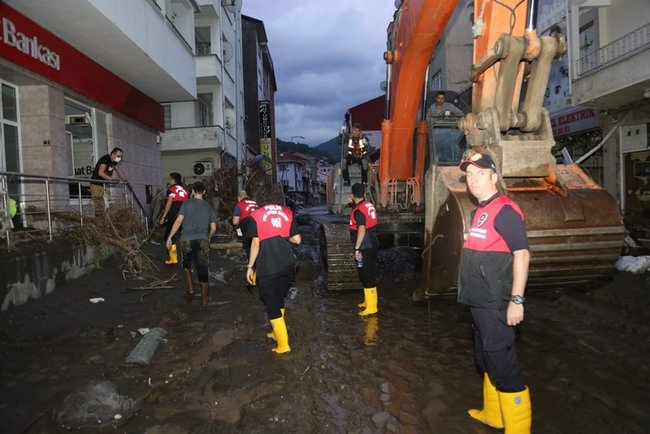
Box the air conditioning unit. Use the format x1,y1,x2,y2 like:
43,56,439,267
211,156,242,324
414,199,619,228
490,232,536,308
193,161,213,176
66,114,89,125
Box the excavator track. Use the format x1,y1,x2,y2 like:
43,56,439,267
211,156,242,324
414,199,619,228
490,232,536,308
319,222,359,291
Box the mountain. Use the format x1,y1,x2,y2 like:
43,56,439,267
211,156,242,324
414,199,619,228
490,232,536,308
314,136,343,162
276,137,341,163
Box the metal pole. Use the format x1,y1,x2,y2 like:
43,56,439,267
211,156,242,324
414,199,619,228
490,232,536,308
45,179,53,242
78,181,84,227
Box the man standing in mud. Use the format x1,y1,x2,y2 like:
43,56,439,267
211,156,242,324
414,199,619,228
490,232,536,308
349,183,379,316
166,182,217,305
458,151,531,433
246,202,301,354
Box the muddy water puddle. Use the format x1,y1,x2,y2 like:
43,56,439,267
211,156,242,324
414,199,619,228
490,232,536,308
1,208,649,433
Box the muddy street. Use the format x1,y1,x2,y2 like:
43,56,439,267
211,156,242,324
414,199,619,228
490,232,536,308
1,205,649,433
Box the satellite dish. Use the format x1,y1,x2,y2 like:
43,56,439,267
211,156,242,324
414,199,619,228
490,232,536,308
222,0,242,13
222,41,233,62
380,81,387,92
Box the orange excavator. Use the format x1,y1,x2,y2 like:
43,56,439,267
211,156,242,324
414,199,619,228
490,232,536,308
321,0,624,296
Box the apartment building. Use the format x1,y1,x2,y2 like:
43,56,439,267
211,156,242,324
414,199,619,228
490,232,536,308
242,15,277,182
160,0,245,187
0,0,197,212
564,0,650,213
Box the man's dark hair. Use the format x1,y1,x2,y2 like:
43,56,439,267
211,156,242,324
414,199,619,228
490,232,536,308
110,147,123,155
352,122,363,130
169,172,182,184
436,91,446,98
192,181,205,194
351,183,365,198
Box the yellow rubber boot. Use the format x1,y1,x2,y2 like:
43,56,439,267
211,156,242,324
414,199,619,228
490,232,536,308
358,287,378,316
498,387,532,434
267,309,285,340
165,244,178,265
270,317,290,353
357,291,367,308
468,373,504,428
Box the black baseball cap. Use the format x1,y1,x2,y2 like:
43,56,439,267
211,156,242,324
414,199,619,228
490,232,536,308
459,152,497,172
351,183,365,197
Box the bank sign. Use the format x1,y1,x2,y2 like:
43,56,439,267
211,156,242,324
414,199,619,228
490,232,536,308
0,16,61,70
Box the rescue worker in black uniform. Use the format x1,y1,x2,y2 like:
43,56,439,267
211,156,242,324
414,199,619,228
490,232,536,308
458,151,532,433
349,183,379,315
231,190,258,260
246,203,301,353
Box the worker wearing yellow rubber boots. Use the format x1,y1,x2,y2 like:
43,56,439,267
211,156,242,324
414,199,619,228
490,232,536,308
458,152,532,433
246,202,301,354
159,172,189,265
349,183,379,316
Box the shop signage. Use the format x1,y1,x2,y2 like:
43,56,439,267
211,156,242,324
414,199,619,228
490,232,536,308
0,3,162,131
1,16,60,70
551,107,599,137
259,100,273,175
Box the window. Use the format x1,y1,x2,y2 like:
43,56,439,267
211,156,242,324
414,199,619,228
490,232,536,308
195,27,211,56
1,83,20,173
163,104,172,129
431,70,442,90
198,94,213,127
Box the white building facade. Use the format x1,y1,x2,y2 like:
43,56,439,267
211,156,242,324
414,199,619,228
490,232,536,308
0,0,197,214
161,0,246,187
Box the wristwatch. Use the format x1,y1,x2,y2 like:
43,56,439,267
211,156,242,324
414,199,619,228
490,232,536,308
510,295,525,305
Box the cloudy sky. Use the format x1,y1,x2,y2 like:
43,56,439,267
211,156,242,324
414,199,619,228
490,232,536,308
241,0,397,146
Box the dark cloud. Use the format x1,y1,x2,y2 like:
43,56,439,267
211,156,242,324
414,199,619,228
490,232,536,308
242,1,396,145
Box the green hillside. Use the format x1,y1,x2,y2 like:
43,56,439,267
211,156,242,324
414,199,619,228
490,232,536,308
277,137,341,163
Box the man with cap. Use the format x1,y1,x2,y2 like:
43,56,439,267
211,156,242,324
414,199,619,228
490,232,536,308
349,183,379,315
458,151,532,433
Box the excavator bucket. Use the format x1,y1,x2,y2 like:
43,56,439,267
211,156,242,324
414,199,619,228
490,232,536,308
417,164,625,299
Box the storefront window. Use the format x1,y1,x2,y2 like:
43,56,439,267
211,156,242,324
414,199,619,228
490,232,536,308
1,85,17,122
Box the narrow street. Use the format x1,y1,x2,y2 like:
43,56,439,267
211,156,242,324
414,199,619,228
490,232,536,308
1,205,649,433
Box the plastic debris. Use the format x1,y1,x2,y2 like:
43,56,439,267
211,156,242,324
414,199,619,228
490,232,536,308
89,298,105,304
125,327,167,365
615,256,650,274
138,328,150,336
53,381,137,428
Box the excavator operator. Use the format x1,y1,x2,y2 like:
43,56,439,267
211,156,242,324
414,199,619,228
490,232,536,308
342,123,370,186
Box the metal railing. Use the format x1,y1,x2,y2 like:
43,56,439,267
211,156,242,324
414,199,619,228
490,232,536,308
0,171,148,250
575,23,650,77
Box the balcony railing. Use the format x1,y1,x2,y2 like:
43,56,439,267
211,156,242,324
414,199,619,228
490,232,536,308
0,171,148,250
575,23,650,78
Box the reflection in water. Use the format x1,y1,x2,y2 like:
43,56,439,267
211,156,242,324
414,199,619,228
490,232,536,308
364,316,379,346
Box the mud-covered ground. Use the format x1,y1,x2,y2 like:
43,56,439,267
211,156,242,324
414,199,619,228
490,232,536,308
1,204,649,433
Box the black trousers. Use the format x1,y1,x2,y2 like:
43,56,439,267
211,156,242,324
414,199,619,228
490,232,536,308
180,239,210,283
470,307,525,392
356,247,377,288
258,270,292,320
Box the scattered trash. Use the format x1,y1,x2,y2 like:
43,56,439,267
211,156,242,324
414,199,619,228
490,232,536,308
138,328,150,336
53,381,137,428
125,327,167,365
209,269,226,284
615,256,650,274
89,298,105,304
288,287,298,300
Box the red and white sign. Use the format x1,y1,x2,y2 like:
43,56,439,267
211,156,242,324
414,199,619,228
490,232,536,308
0,3,163,131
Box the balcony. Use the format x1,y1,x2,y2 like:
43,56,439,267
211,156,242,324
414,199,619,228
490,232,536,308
572,23,650,109
161,125,225,152
196,55,223,85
